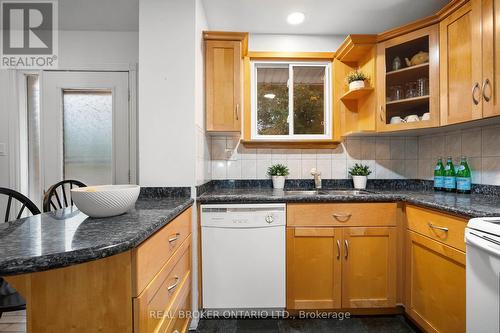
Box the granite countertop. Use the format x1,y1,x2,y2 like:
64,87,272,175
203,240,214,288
197,188,500,218
0,197,193,276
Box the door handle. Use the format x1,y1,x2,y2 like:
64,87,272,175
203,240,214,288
428,223,449,232
167,276,180,292
336,240,341,260
168,233,180,243
472,82,481,105
235,104,240,120
482,78,492,102
332,213,352,221
344,240,349,259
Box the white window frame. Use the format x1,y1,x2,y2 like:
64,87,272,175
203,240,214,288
250,60,332,141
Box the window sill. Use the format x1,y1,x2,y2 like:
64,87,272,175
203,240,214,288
240,139,340,149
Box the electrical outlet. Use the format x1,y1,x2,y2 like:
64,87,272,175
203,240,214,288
0,143,6,156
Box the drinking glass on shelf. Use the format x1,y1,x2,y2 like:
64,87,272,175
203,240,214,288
405,82,417,99
416,77,429,96
390,85,404,101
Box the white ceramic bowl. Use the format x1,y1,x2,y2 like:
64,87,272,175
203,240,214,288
71,185,140,218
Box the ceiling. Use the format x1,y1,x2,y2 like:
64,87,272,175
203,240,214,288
202,0,450,35
59,0,138,31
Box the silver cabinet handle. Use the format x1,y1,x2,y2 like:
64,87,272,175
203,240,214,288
235,104,240,120
344,240,349,259
336,240,341,260
428,223,449,232
332,213,352,221
168,233,180,243
483,78,492,102
472,82,481,105
167,276,180,292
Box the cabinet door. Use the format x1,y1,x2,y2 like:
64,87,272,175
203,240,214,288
205,40,242,132
440,0,483,125
405,231,465,333
482,0,500,117
286,227,341,309
341,227,397,308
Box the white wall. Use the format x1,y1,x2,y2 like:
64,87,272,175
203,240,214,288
249,33,345,52
58,31,138,68
195,0,211,186
138,0,197,186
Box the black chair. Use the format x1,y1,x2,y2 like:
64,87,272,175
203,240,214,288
43,180,86,213
0,187,40,319
0,187,40,223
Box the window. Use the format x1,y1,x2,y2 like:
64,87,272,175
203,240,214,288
251,61,331,140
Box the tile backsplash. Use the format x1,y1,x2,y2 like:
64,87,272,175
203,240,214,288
209,123,500,186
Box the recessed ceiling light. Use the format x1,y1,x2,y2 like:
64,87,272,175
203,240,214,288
264,93,276,99
287,12,305,25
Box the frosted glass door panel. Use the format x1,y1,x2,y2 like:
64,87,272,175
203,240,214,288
63,90,113,185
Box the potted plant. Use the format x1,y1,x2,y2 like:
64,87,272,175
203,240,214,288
267,164,289,189
346,70,368,91
349,163,372,189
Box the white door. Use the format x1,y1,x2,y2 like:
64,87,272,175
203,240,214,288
41,71,130,190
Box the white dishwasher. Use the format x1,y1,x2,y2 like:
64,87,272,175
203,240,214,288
201,203,286,312
466,217,500,333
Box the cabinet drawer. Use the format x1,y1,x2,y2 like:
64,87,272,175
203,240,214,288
133,208,192,295
287,203,397,227
160,276,192,333
133,236,192,333
406,205,467,252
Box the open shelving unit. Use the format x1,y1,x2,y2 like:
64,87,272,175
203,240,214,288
333,35,378,138
377,25,439,132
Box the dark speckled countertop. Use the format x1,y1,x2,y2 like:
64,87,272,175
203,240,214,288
0,196,193,276
197,187,500,218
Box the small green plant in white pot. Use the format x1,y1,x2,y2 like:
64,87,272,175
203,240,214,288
346,70,368,91
349,163,372,189
267,164,289,189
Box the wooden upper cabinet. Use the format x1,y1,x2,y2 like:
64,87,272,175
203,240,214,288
341,227,397,308
440,1,482,125
376,25,440,132
481,0,500,118
286,227,342,310
204,32,248,132
405,230,465,333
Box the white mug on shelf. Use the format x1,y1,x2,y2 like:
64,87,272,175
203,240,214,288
421,112,431,121
390,116,405,124
404,114,420,123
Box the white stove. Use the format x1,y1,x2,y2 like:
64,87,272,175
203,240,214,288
466,217,500,333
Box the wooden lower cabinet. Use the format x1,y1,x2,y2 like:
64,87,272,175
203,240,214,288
286,226,397,310
342,227,397,308
405,230,466,333
286,227,342,310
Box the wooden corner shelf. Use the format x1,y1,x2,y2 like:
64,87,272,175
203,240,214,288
336,34,378,63
340,87,374,102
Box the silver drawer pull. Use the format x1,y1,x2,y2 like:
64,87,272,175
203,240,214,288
167,276,180,292
168,233,181,243
428,223,449,232
336,240,341,260
333,213,352,221
344,240,349,259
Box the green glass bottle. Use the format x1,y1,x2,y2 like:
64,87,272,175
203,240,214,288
443,157,456,192
456,156,472,194
434,158,445,191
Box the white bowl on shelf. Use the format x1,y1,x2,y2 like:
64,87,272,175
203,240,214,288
71,185,140,218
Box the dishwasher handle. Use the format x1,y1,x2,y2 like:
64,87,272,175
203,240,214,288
466,230,500,258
